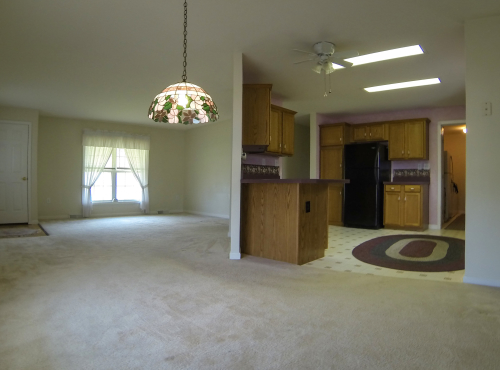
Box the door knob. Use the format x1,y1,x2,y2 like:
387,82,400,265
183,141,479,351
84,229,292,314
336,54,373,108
22,177,27,181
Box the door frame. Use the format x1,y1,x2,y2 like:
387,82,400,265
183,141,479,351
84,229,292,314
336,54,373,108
436,119,465,228
0,120,33,224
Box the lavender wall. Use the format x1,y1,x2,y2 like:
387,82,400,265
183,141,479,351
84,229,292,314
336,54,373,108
317,106,465,227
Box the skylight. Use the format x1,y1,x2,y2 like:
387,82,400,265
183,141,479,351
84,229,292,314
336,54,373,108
332,45,424,70
346,45,424,66
364,78,441,92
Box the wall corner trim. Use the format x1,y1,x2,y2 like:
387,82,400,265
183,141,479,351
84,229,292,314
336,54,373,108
463,276,500,288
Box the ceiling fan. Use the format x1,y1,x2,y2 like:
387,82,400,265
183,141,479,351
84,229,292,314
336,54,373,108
293,41,359,74
294,41,359,96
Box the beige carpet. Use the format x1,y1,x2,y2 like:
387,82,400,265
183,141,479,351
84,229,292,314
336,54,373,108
0,214,499,370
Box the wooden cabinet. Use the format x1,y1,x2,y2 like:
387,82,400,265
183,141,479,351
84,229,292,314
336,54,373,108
388,119,429,160
267,105,296,155
352,123,385,142
384,184,429,230
320,146,343,180
243,84,272,148
242,84,296,156
328,184,344,226
320,123,348,225
320,123,349,146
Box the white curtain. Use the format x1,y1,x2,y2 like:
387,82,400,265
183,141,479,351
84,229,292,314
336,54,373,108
82,130,150,217
124,149,149,213
82,145,113,217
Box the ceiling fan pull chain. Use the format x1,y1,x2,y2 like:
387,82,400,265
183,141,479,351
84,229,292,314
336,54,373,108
329,71,332,94
323,70,327,97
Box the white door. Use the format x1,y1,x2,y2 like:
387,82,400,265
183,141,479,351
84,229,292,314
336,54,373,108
0,122,29,224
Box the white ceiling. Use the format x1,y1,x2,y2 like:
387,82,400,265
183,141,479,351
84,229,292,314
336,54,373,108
1,0,499,129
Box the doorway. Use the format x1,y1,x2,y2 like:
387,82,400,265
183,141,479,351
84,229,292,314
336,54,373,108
441,124,466,230
0,121,30,224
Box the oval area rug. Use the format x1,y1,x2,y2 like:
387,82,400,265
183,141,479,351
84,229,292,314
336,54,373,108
352,235,465,272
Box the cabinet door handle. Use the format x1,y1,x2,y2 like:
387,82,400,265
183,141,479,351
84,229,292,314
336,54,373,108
340,164,342,167
284,144,286,149
398,196,400,201
340,137,342,142
405,197,407,201
391,187,394,190
410,187,414,190
402,150,404,154
370,132,372,137
279,143,282,148
270,135,272,142
408,151,410,155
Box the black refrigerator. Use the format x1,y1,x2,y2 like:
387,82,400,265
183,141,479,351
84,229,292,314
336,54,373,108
343,142,391,229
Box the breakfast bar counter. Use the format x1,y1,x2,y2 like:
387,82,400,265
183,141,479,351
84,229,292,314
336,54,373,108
240,179,349,265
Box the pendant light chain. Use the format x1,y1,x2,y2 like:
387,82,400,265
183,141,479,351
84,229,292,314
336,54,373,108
182,0,188,82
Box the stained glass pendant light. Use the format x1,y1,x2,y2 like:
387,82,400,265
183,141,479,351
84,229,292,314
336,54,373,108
148,0,218,125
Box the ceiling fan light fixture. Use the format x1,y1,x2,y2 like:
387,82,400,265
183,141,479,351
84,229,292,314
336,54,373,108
364,78,441,92
346,45,424,66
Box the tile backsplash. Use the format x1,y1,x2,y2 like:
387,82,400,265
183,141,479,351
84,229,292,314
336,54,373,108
393,169,430,179
242,164,280,179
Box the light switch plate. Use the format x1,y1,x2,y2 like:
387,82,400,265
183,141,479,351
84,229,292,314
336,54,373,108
483,102,492,116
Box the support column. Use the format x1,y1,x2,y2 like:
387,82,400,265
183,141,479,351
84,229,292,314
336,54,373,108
229,52,243,259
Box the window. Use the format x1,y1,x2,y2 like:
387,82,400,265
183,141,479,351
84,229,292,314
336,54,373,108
92,148,142,202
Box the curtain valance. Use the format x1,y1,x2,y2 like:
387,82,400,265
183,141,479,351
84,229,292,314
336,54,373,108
83,129,150,150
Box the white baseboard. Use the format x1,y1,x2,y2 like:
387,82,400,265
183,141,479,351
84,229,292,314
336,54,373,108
463,276,500,288
90,212,142,218
428,224,440,230
29,219,39,225
185,210,230,219
39,215,71,221
229,252,241,260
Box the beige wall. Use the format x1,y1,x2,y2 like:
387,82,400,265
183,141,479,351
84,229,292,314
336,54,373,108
0,106,39,223
184,120,232,218
38,116,185,219
443,131,466,213
464,15,500,286
282,123,310,179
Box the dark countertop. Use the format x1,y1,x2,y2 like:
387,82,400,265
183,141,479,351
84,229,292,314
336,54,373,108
241,179,350,184
384,181,430,185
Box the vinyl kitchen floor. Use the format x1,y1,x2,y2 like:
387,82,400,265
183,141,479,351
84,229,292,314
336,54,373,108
305,226,465,283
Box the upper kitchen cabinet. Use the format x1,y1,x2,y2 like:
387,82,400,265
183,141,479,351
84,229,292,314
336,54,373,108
320,123,350,146
267,105,296,156
352,123,386,142
388,118,429,160
242,84,296,156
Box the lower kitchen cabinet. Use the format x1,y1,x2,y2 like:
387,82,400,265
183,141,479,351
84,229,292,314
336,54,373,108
384,184,429,230
328,184,344,226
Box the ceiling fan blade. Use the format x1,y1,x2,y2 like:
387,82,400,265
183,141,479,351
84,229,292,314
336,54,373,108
330,58,353,68
293,49,316,56
293,58,315,64
333,50,359,59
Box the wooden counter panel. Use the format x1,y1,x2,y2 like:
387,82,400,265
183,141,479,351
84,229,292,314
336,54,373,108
298,184,328,265
241,183,299,264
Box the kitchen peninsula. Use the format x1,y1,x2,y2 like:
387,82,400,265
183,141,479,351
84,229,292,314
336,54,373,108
240,179,349,265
